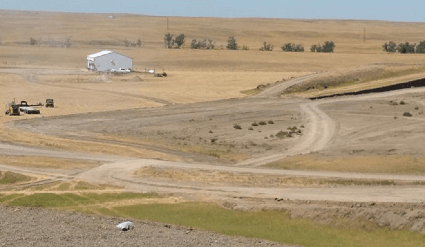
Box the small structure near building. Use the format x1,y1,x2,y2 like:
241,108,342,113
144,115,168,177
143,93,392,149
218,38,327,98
86,50,132,73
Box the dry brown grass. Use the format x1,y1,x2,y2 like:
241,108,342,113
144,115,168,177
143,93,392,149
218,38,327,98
264,155,425,175
134,166,423,187
0,156,101,169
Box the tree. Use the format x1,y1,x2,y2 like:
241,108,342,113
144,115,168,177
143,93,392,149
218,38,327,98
164,33,174,49
322,41,335,53
227,36,238,50
416,41,425,53
174,34,185,48
259,41,273,51
310,44,317,52
397,42,415,53
382,41,397,53
137,39,142,47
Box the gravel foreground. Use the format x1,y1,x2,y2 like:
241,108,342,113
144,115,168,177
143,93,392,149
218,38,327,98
0,205,298,247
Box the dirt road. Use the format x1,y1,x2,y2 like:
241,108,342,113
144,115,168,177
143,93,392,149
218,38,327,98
3,71,425,204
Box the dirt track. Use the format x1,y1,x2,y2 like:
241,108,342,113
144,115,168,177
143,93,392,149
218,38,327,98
2,69,425,204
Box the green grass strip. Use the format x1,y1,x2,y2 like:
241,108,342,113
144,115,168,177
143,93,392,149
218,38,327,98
112,202,425,247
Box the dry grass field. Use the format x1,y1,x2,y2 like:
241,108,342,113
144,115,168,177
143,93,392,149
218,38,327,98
3,10,425,246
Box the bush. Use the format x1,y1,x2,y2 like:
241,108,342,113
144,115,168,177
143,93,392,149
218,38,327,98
191,39,214,49
227,36,238,50
30,37,37,45
233,124,242,129
252,122,259,126
281,43,304,52
403,112,412,117
311,41,335,53
258,121,267,125
382,41,397,53
241,45,249,50
397,42,415,53
268,120,274,124
259,42,273,51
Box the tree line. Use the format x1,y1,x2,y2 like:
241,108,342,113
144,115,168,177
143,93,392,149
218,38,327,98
383,41,425,54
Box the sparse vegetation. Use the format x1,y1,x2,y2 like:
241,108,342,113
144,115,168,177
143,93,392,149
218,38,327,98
0,171,31,185
124,38,142,47
311,41,335,53
281,43,304,52
259,41,273,51
191,39,215,49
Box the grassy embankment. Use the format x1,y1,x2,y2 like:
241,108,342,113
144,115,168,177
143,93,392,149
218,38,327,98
0,192,424,247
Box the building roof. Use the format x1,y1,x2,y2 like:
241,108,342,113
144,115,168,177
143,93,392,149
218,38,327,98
87,50,113,58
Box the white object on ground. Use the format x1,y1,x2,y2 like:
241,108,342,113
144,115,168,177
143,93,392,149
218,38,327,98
116,221,134,231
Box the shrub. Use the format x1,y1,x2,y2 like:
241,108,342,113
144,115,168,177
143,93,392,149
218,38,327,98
281,43,304,52
248,127,253,130
397,42,415,53
268,120,274,124
258,121,267,125
400,101,406,105
191,39,214,49
311,41,335,53
259,42,273,51
403,112,412,117
233,124,242,130
382,41,397,53
227,36,238,50
30,37,37,45
241,45,249,50
211,138,217,143
252,122,259,126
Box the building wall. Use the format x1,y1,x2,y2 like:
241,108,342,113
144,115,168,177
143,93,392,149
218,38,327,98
87,52,132,72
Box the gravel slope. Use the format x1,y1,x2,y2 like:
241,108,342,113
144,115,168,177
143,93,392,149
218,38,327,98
0,205,298,247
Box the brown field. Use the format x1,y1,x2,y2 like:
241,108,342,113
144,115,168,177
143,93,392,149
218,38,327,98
3,10,425,244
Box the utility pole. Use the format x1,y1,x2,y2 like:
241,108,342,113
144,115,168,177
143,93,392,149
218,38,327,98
364,27,366,43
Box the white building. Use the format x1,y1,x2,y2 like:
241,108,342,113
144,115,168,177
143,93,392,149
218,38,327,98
86,50,132,72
